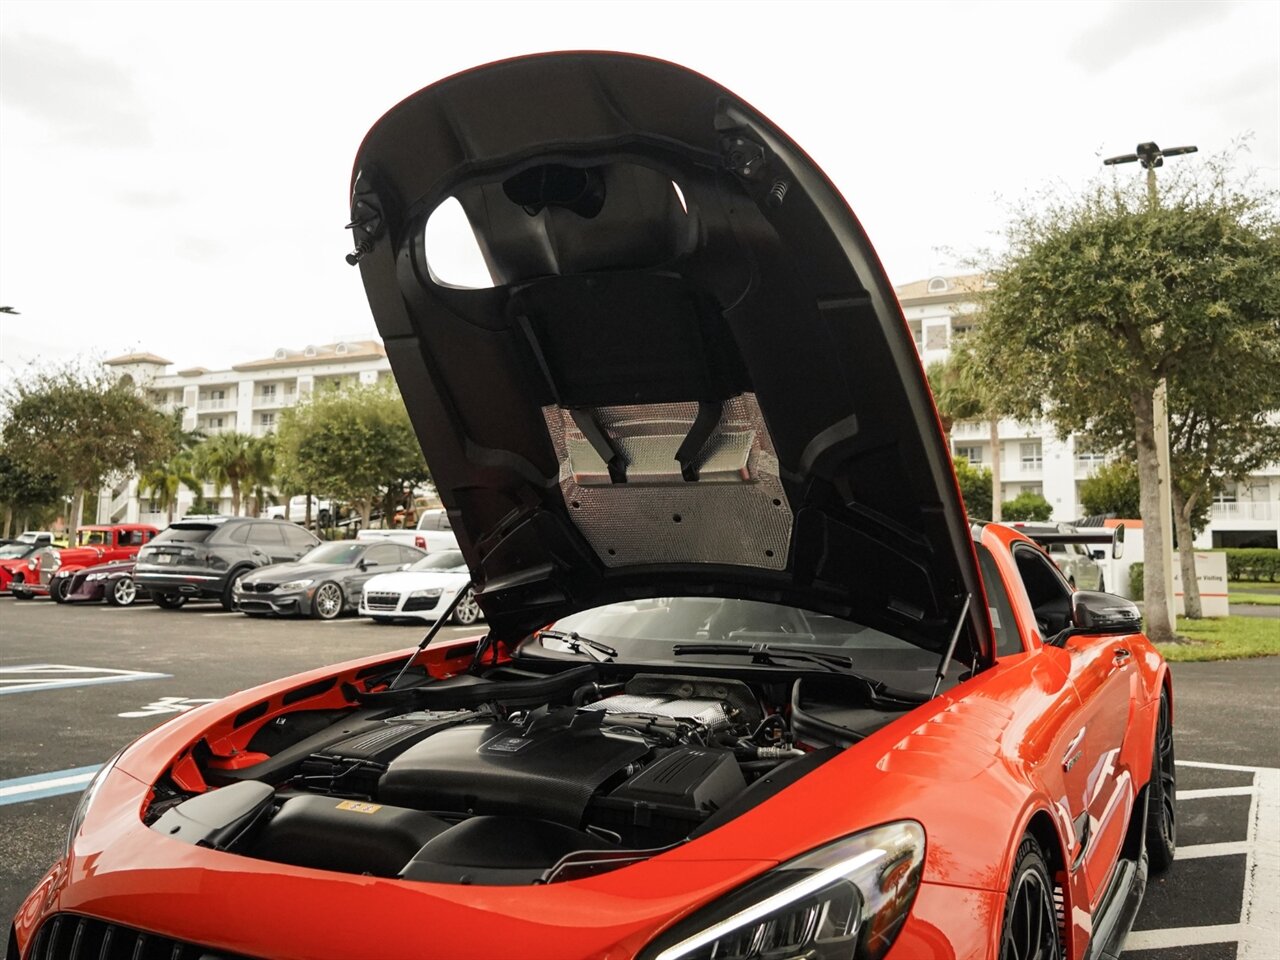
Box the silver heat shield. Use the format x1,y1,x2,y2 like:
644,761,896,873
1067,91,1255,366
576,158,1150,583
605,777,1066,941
541,394,792,569
580,694,730,731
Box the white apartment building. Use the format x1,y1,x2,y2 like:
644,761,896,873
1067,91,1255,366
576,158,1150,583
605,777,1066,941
99,341,393,526
897,276,1280,549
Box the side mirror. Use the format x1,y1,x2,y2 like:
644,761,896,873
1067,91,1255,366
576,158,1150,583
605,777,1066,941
1112,523,1125,560
1072,590,1142,633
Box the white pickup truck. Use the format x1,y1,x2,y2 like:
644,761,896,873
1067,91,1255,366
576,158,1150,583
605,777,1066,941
355,508,458,553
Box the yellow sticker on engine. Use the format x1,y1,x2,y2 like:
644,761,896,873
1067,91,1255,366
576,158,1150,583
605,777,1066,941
335,800,381,814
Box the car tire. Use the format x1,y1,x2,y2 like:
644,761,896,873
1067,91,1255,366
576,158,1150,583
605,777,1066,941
999,836,1062,960
318,509,332,527
450,588,482,626
1145,688,1177,875
12,576,31,600
106,576,138,607
52,577,72,603
154,594,186,610
221,568,250,611
311,582,344,620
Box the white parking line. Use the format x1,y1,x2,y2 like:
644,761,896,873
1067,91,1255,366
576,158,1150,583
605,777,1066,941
1177,785,1257,800
1124,761,1280,957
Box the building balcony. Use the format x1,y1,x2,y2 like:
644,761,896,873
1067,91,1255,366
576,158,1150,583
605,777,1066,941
1211,501,1276,522
197,397,233,411
252,423,278,437
254,393,297,409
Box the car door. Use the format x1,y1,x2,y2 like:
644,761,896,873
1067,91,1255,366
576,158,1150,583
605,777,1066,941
281,523,319,560
246,523,294,564
1013,543,1134,904
345,544,401,595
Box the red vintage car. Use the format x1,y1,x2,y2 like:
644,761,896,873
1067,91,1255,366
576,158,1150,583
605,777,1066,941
0,540,61,596
11,523,158,601
10,54,1174,960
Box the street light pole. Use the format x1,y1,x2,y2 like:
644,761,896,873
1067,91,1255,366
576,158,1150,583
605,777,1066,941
1103,142,1197,629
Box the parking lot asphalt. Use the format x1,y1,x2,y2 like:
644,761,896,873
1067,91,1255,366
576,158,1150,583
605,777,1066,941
2,597,1277,957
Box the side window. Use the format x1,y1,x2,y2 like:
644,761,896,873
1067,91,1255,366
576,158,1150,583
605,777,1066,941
248,523,285,547
227,524,252,544
1013,545,1075,638
364,545,400,567
398,546,424,564
976,544,1023,657
283,525,317,550
122,530,145,547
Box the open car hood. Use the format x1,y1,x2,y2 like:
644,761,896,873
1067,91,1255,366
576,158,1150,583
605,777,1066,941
350,53,991,664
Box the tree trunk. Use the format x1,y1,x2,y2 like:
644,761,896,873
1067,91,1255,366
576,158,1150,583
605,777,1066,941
1172,485,1203,619
2,505,11,539
69,486,86,544
167,501,175,525
988,417,1003,523
230,482,241,517
305,493,313,529
359,500,373,531
1133,391,1175,643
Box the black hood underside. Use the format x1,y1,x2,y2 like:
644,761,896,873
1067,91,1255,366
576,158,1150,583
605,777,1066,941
349,52,990,663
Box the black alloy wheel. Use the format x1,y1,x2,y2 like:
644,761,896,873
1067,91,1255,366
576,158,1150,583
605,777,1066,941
154,594,186,610
311,582,344,620
221,568,249,611
52,576,73,603
107,576,138,607
1145,688,1177,873
999,837,1062,960
450,588,482,626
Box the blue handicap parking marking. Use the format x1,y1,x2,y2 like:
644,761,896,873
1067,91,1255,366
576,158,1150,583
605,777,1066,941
0,765,103,806
0,663,171,696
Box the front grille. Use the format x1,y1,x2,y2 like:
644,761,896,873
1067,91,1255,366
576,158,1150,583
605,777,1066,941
245,582,277,593
236,599,275,612
365,591,400,611
27,914,254,959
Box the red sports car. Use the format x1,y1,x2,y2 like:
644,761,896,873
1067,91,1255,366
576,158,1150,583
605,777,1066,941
0,540,61,597
10,54,1174,960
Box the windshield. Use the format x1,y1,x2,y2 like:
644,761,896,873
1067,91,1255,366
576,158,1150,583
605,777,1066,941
77,529,110,546
0,543,36,560
409,550,466,572
300,542,368,565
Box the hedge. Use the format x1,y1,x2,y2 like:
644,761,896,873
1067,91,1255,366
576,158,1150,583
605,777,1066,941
1130,548,1280,598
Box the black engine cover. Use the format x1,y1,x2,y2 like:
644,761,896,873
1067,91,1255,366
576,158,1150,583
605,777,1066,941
379,715,649,825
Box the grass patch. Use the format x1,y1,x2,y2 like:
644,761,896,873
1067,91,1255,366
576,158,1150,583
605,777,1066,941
1155,616,1280,662
1229,591,1280,606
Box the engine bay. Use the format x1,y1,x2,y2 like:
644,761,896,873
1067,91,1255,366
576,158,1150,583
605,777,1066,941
146,660,916,885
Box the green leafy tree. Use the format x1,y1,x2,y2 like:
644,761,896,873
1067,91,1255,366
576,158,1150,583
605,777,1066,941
1,365,174,539
0,449,65,538
952,458,993,521
968,154,1280,641
1079,461,1142,520
137,414,205,524
1001,491,1053,522
276,380,429,527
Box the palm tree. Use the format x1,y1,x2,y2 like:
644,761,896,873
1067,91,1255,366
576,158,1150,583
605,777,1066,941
193,432,257,516
138,452,201,525
927,347,1005,522
244,435,278,518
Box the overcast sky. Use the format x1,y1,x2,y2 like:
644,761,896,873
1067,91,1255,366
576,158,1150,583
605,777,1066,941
1,0,1277,377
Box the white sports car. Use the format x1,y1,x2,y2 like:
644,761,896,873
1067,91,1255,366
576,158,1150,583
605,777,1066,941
358,549,482,625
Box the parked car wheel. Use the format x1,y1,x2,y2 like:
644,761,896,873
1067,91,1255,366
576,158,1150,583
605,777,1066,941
154,594,186,610
106,576,138,607
311,582,344,620
1146,688,1177,874
221,568,250,612
999,836,1062,960
52,577,73,603
12,576,31,600
450,588,482,626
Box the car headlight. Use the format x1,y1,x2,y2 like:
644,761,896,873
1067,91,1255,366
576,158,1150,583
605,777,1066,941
278,578,314,591
642,822,925,960
408,587,444,599
66,751,123,856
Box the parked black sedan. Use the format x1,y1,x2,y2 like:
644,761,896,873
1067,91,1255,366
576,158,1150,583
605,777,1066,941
234,540,426,619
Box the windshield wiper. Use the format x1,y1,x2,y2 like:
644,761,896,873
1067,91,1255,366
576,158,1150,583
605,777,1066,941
672,642,856,672
537,629,617,662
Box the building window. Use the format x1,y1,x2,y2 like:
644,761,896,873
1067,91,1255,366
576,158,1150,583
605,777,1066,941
1214,485,1237,504
927,277,949,294
1020,442,1042,469
260,412,276,429
1075,448,1106,467
209,389,225,401
261,384,277,400
956,445,983,466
